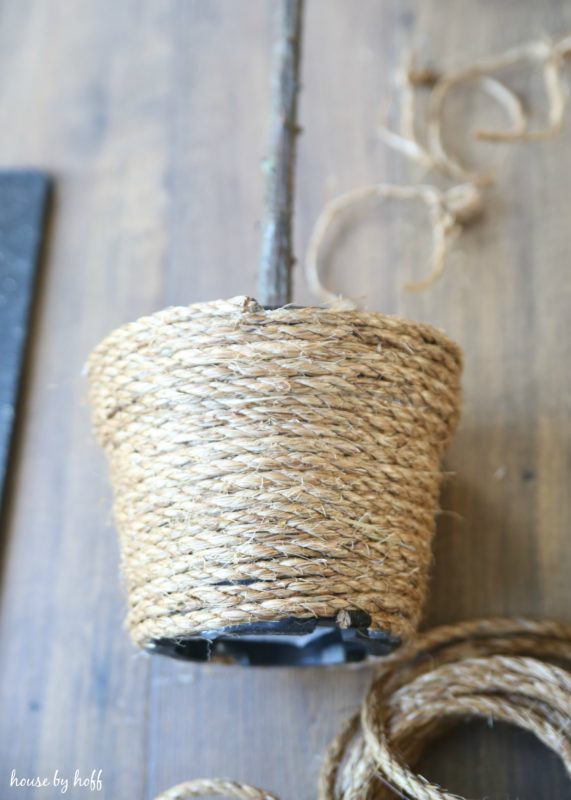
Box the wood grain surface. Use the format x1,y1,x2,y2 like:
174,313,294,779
0,1,570,798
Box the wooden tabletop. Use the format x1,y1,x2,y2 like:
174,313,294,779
0,1,570,798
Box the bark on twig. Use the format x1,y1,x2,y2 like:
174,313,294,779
258,0,304,307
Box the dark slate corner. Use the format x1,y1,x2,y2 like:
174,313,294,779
0,171,50,513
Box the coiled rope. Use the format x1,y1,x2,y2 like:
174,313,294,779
154,617,571,800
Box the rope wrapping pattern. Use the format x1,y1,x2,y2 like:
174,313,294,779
88,296,462,648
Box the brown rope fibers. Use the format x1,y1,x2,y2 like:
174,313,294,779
153,617,571,800
87,295,461,647
306,33,571,303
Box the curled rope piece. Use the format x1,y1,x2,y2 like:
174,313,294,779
153,619,571,800
305,182,483,302
456,35,571,143
380,54,526,184
385,33,571,180
426,34,571,182
306,33,571,304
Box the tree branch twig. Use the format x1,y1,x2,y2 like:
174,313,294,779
258,0,304,307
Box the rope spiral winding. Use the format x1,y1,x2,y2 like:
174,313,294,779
88,296,461,648
153,617,571,800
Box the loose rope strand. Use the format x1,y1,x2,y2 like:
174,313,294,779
305,33,571,305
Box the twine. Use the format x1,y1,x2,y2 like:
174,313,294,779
307,33,571,304
306,182,482,301
153,617,571,800
87,295,461,648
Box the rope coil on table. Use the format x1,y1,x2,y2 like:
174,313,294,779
87,295,462,649
153,617,571,800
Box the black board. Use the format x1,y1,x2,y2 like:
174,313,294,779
0,171,49,514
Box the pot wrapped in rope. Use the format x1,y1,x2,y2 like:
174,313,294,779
87,296,462,663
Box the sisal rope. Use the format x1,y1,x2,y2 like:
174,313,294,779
155,779,278,800
87,295,461,648
153,617,571,800
306,33,571,304
305,182,483,302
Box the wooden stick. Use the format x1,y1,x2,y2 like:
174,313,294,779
258,0,304,307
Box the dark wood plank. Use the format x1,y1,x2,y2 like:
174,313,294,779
0,2,569,799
